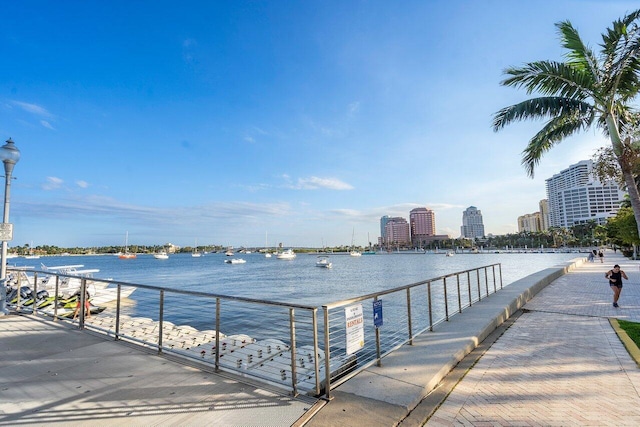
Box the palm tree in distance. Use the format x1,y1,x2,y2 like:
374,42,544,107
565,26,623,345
493,10,640,238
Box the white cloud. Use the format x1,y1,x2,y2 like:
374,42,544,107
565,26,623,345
293,176,354,190
40,120,55,130
11,100,53,117
76,180,89,189
42,177,63,190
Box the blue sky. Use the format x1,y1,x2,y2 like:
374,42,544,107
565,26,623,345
0,1,637,249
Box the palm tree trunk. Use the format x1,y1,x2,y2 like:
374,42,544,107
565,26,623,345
606,116,640,255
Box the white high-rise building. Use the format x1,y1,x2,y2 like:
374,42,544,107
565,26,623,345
545,160,625,228
461,206,485,238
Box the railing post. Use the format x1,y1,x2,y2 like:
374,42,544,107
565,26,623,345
311,308,321,396
443,277,449,321
456,274,462,313
115,283,121,341
406,288,413,345
427,282,433,331
467,271,472,307
477,270,482,300
32,272,38,315
158,290,164,353
323,306,333,401
53,275,59,320
484,267,489,295
492,265,497,292
215,297,221,372
375,296,382,366
79,278,87,329
499,263,503,289
288,308,298,396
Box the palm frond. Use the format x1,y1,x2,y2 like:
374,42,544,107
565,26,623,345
493,97,593,131
601,9,640,56
501,61,595,98
556,20,602,82
522,113,593,177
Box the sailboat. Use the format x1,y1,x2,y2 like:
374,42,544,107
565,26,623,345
264,231,272,258
119,232,137,259
192,239,202,257
349,228,362,257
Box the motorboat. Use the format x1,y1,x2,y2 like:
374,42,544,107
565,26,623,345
276,249,296,260
445,251,455,257
153,251,169,260
349,250,362,257
224,258,246,264
315,256,332,268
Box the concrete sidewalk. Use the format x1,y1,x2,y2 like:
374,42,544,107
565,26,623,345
0,316,316,426
306,252,640,426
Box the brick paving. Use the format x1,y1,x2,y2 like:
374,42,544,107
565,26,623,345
426,252,640,426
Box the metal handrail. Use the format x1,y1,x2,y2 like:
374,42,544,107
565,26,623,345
6,263,502,399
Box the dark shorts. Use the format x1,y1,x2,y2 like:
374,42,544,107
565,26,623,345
610,283,623,289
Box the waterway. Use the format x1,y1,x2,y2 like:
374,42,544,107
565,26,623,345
11,251,585,307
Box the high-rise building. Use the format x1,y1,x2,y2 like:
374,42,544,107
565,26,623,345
461,206,485,238
518,212,542,232
383,217,411,247
410,207,435,246
380,215,391,242
539,199,550,231
546,160,625,228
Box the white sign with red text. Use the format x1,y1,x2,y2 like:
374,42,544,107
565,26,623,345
345,304,364,355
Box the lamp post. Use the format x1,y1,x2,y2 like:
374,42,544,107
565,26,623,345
0,138,20,316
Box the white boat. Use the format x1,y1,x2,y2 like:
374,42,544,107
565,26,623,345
192,239,202,257
315,256,332,268
224,258,246,264
264,232,272,257
153,251,169,260
349,228,361,256
445,251,455,257
276,249,296,260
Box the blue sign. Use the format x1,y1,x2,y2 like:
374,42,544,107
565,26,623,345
373,299,383,328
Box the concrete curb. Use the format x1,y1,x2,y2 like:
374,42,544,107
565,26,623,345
610,318,640,368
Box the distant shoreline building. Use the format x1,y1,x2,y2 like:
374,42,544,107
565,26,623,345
545,160,625,228
460,206,485,239
410,207,435,247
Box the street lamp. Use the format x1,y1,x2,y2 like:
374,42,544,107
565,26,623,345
0,138,20,316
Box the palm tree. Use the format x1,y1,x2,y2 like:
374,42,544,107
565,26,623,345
493,10,640,238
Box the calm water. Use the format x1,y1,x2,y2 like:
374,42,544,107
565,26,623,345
12,251,583,307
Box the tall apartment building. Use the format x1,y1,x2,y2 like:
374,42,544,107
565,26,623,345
518,212,542,232
546,160,625,228
539,199,550,231
410,207,435,246
380,215,391,242
383,217,411,247
460,206,485,238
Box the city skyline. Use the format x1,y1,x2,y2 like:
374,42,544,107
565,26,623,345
1,1,635,248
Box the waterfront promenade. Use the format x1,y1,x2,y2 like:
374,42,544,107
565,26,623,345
1,251,639,425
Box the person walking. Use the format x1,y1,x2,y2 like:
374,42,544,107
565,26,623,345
598,250,604,263
605,264,628,308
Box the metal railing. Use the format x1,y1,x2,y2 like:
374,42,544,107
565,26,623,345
5,263,501,399
320,263,502,399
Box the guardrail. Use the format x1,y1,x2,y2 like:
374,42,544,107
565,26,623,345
320,263,502,399
5,263,501,399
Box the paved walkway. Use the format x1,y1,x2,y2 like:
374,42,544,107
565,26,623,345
424,253,640,426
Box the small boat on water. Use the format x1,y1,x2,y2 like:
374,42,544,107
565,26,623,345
276,249,296,260
445,251,454,257
315,256,332,268
153,251,169,260
119,232,137,259
224,258,246,264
